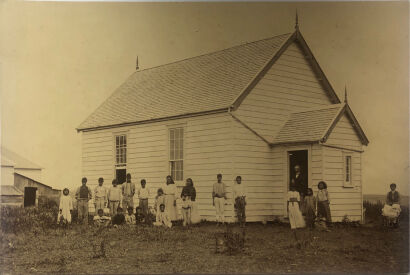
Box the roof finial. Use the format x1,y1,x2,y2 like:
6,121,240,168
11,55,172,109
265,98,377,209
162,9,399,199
344,85,348,103
136,56,139,70
295,9,299,30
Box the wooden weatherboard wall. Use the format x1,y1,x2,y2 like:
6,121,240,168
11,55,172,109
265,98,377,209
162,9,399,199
233,41,333,142
82,112,237,220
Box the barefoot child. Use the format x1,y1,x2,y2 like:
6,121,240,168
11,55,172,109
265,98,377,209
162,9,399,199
316,181,332,227
57,188,73,225
303,188,316,229
154,204,172,228
181,195,192,227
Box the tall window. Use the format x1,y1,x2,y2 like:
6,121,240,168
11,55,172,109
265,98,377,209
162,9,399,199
116,135,127,166
115,135,127,184
344,155,352,187
169,127,183,181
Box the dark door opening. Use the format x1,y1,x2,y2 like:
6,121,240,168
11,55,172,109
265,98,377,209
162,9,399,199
116,168,126,185
288,150,308,192
24,187,37,207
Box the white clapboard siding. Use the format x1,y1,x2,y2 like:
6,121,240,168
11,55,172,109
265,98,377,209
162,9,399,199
230,116,285,222
322,145,363,222
233,41,333,142
326,114,363,151
81,113,236,221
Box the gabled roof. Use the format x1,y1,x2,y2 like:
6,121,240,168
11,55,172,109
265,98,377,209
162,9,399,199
0,185,23,196
272,103,369,146
1,147,42,170
78,33,292,131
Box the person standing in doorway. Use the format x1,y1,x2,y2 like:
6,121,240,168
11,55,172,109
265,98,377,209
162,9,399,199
291,165,307,208
75,177,92,225
122,173,135,211
212,173,227,226
94,177,107,213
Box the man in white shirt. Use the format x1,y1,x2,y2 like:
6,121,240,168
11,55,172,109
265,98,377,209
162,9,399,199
233,175,247,227
138,179,150,222
94,177,107,212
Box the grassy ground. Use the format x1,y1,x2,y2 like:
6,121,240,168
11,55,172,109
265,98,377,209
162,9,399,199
0,218,408,274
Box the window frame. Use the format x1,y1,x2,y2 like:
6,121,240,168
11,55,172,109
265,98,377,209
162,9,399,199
343,153,353,187
113,132,128,182
167,124,185,185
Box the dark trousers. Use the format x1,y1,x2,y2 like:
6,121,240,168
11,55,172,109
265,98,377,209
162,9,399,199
235,197,246,224
139,199,149,221
318,200,332,224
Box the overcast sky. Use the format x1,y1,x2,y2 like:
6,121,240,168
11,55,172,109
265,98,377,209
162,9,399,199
1,1,408,195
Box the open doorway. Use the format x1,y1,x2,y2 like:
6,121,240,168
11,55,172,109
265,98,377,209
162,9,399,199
116,168,126,185
288,150,308,193
24,187,37,207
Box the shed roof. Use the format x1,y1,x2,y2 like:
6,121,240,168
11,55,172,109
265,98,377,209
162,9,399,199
78,33,292,130
0,185,23,196
1,147,42,169
272,103,369,145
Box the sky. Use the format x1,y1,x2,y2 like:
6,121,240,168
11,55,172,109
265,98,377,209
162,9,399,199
0,1,408,195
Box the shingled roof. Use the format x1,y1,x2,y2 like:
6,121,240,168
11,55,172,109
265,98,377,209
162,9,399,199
272,103,369,145
77,33,292,131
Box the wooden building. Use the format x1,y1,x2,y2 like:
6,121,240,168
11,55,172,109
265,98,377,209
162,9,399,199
1,147,60,207
77,26,368,222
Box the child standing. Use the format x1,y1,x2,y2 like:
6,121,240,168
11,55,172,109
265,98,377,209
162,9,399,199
108,179,123,216
153,204,172,228
287,185,305,230
316,181,332,226
125,207,136,225
181,195,192,227
57,188,73,225
138,179,149,223
233,176,247,227
303,188,316,229
212,174,227,225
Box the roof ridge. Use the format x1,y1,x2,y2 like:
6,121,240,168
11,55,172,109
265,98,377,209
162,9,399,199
130,33,292,75
77,32,292,130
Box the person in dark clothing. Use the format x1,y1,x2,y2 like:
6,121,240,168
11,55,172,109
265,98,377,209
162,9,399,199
75,177,92,225
111,207,125,226
291,165,308,209
386,183,400,205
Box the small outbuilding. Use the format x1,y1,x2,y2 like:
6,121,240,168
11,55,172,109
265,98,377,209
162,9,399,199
77,25,368,222
1,147,60,207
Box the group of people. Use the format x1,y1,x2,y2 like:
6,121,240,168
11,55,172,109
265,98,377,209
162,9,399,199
57,164,402,230
57,173,248,228
287,180,332,232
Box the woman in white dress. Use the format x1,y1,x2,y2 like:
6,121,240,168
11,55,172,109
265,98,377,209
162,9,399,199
163,175,178,221
287,185,305,230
